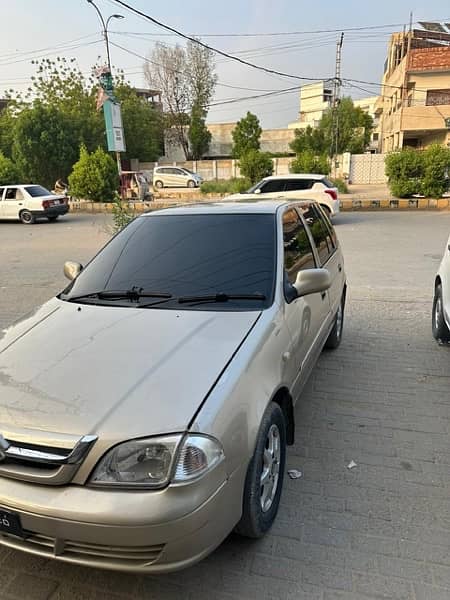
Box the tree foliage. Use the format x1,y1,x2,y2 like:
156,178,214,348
232,112,262,159
0,151,20,185
68,145,119,202
290,150,330,175
13,101,79,188
290,125,326,155
385,145,450,198
145,40,216,159
239,149,273,183
188,103,211,159
320,97,373,155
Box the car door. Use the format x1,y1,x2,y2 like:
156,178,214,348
171,168,185,187
256,179,286,198
281,207,330,397
283,178,313,199
299,203,344,316
2,187,24,219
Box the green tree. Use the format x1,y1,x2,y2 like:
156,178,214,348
0,151,20,185
385,148,425,197
290,125,327,155
69,145,119,202
232,112,262,159
188,103,211,159
12,101,78,188
239,149,273,183
115,84,163,161
290,150,330,175
320,97,373,155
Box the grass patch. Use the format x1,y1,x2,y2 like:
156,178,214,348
200,178,251,194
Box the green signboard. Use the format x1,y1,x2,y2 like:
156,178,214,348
103,99,126,153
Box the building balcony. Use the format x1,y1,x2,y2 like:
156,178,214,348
401,103,450,131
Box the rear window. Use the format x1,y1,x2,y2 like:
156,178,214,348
321,178,335,188
25,185,51,197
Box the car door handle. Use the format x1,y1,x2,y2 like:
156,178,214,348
18,203,23,206
338,264,342,272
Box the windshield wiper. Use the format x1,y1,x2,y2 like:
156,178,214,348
67,289,172,303
177,292,266,304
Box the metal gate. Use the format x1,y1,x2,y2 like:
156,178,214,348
349,154,387,184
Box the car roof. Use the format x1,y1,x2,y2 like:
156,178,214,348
142,198,318,216
261,174,326,181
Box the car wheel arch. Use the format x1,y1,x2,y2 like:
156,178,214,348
270,387,295,445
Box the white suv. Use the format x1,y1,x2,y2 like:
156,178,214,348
433,234,450,343
227,174,340,217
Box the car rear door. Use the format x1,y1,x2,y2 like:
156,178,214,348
283,178,313,198
282,207,331,397
299,203,344,316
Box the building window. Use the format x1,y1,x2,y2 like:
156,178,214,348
426,89,450,106
373,133,379,141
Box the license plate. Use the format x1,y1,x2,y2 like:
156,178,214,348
0,508,24,538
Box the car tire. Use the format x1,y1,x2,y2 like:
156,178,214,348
432,284,450,343
187,180,196,188
154,180,163,189
325,294,345,350
19,210,35,224
235,402,286,539
47,216,59,222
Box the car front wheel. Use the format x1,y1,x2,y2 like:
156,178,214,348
235,402,286,538
154,180,163,189
432,284,450,343
325,294,345,349
188,180,196,188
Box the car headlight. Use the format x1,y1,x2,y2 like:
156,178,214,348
89,434,224,488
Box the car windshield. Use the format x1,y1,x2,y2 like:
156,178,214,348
62,213,276,310
26,185,52,197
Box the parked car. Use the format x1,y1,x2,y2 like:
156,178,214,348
432,234,450,343
226,174,340,217
0,199,346,573
152,166,203,189
0,184,68,224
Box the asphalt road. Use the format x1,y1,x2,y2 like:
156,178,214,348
1,211,450,600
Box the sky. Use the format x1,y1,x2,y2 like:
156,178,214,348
1,0,450,129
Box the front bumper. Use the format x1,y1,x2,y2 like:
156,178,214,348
0,465,244,573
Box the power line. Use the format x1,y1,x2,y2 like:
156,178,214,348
110,0,332,82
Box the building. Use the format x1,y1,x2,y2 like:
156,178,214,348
353,96,380,151
288,81,333,130
378,28,450,151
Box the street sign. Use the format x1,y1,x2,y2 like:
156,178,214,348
103,100,126,152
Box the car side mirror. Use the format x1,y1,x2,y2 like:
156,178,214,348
293,268,331,298
64,261,83,281
253,188,261,194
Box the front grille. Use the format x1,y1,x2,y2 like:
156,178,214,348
0,531,165,567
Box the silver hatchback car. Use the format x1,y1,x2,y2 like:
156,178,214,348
0,199,346,573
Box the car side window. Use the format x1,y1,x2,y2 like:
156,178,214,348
284,179,312,191
5,188,17,200
260,180,284,193
301,204,335,265
283,208,316,285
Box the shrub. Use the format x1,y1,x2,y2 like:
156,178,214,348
112,195,136,233
68,145,119,202
385,148,425,197
239,149,273,184
200,178,251,194
330,178,349,194
422,144,450,198
0,152,20,185
290,150,330,175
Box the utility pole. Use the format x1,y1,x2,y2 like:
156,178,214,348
86,0,125,179
331,32,344,178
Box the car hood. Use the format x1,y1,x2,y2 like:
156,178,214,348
0,298,260,441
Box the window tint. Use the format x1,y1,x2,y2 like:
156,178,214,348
321,178,334,188
26,185,51,197
283,208,316,285
63,214,276,310
299,204,335,265
284,179,312,191
5,188,17,200
259,180,284,193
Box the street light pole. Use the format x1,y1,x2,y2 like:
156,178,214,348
86,0,124,178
